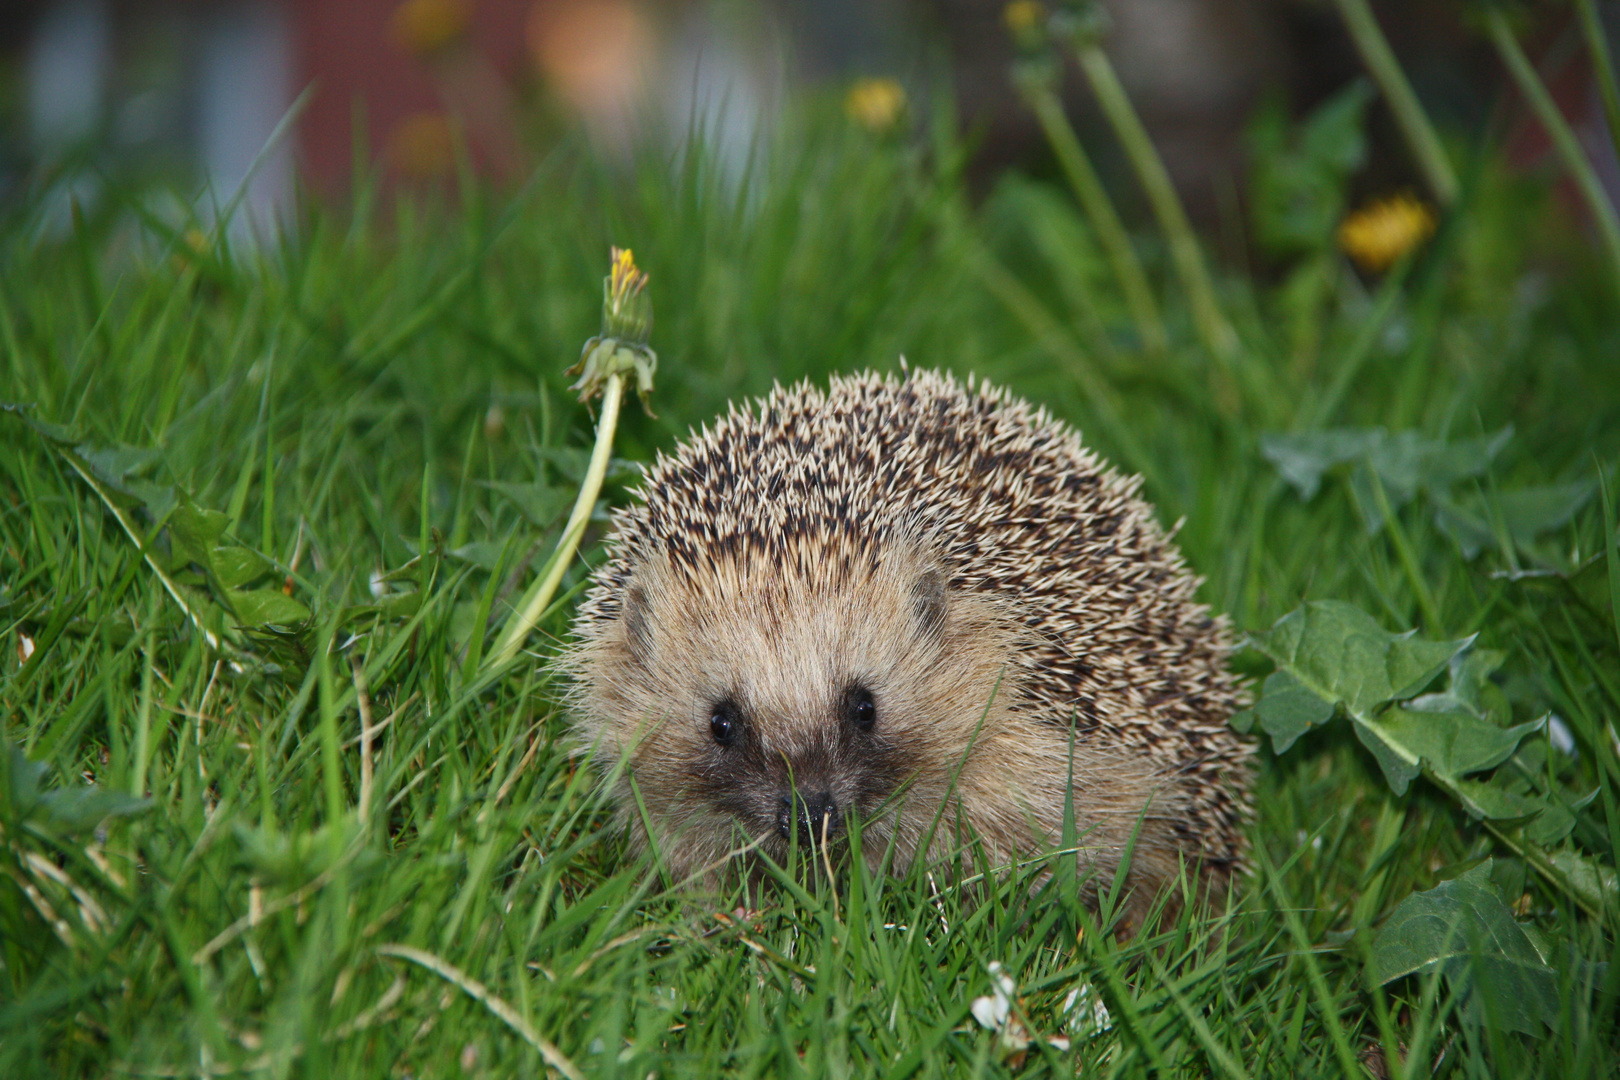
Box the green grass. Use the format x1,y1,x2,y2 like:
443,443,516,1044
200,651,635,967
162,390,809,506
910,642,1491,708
2,101,1619,1077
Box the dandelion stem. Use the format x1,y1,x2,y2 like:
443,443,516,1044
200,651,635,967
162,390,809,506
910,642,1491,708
487,371,623,670
1485,8,1620,300
1330,0,1459,206
1020,83,1166,355
1574,0,1620,162
1070,42,1238,362
967,242,1161,492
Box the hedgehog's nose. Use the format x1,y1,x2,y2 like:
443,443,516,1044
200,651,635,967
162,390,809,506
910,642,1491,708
777,790,841,843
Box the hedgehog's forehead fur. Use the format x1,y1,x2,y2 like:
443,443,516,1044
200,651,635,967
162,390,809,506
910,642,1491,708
567,369,1251,893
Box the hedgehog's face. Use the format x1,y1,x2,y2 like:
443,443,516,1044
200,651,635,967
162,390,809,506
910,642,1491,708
573,539,1028,876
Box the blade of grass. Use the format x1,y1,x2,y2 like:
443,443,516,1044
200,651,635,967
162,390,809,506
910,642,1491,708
1014,74,1167,355
1486,7,1620,300
1330,0,1459,206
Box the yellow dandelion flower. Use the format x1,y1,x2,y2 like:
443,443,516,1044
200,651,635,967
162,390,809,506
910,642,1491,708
1004,1,1045,35
844,78,907,134
388,112,456,179
390,0,469,59
1337,193,1437,274
608,246,649,315
599,245,652,347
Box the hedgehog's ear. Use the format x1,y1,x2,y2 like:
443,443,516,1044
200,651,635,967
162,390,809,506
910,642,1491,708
621,583,653,662
911,564,948,641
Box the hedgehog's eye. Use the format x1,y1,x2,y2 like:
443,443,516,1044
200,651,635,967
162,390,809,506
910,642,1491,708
710,703,739,746
848,687,876,732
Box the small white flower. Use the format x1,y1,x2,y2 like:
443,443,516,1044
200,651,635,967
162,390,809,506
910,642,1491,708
971,962,1015,1030
17,633,35,663
370,569,388,598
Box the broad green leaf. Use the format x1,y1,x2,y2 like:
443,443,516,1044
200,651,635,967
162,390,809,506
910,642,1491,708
1488,858,1528,903
3,741,46,818
1262,427,1511,517
76,443,163,490
1434,479,1598,559
4,407,184,524
478,480,573,527
1362,707,1540,791
1487,479,1594,539
5,742,149,831
1299,79,1374,169
36,786,152,831
1525,801,1576,845
1370,862,1558,1035
1407,648,1509,724
169,500,231,567
1351,717,1422,795
229,589,312,627
233,818,362,885
447,541,506,570
1253,670,1336,752
136,481,178,525
1247,80,1372,255
1547,851,1620,911
1247,600,1469,719
1347,428,1513,530
212,546,273,589
378,591,422,620
1259,430,1383,500
1432,501,1498,561
1,401,80,444
1449,777,1548,821
1246,604,1546,811
1374,427,1512,496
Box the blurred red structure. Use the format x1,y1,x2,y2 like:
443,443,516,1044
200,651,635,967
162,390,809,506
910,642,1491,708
5,0,1617,231
292,0,532,189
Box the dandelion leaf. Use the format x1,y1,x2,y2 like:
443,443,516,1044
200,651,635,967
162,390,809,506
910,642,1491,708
1371,863,1558,1035
1247,600,1468,720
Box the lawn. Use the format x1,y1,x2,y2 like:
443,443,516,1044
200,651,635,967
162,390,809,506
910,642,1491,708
4,36,1620,1080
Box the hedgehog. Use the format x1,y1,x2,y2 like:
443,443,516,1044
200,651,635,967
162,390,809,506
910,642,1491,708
566,369,1251,916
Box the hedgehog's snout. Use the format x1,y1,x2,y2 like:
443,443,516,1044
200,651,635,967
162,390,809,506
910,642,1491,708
777,789,841,843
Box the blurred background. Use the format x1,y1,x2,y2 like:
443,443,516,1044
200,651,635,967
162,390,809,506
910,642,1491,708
0,0,1616,239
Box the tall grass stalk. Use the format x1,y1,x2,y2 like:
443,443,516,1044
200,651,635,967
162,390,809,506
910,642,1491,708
1065,36,1240,362
1485,7,1620,300
1014,70,1167,355
1330,0,1460,206
1574,0,1620,160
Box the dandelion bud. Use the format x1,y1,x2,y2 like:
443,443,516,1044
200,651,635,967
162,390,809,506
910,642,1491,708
602,246,651,345
567,247,658,414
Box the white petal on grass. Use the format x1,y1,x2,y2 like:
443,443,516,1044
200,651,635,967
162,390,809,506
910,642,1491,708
1547,714,1575,756
971,961,1015,1030
1063,981,1112,1036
